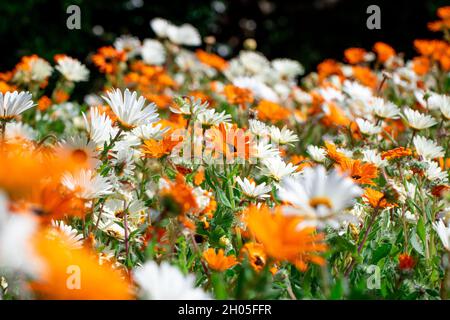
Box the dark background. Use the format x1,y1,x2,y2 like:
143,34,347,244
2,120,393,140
0,0,446,73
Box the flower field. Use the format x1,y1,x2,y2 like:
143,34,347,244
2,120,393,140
0,6,450,300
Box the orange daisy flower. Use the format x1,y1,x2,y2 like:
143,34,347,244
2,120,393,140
321,102,351,128
53,89,70,103
412,56,431,75
290,154,313,172
196,49,228,71
381,147,412,160
193,169,205,186
205,123,252,161
324,141,348,164
224,84,254,107
317,59,343,83
431,185,450,197
0,81,16,94
373,42,396,63
256,100,290,123
240,242,267,272
344,48,367,64
363,188,396,209
428,6,450,32
92,46,126,74
352,66,378,89
337,158,378,185
141,134,183,159
37,95,52,112
160,174,198,215
203,248,238,272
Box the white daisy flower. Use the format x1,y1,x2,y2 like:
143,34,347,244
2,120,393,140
84,94,103,107
111,148,136,177
114,35,141,58
272,58,304,79
62,169,113,200
103,198,146,227
248,119,269,137
273,83,291,100
233,77,279,102
307,145,326,163
423,161,448,183
343,80,373,102
141,39,166,65
250,141,280,161
197,109,231,126
370,97,400,119
260,157,298,181
83,107,117,147
150,17,171,38
268,126,298,145
433,220,450,251
175,50,216,77
318,87,345,103
293,88,312,104
5,122,36,142
389,180,416,204
58,135,99,168
428,94,450,120
239,51,270,75
413,135,444,160
96,216,126,240
0,193,42,276
337,147,354,158
102,88,159,130
278,165,362,229
167,23,201,46
393,67,418,91
235,177,272,199
131,123,168,141
403,107,437,130
0,91,35,120
416,91,446,111
362,149,387,167
192,187,212,213
133,261,211,300
50,220,84,249
170,96,208,116
356,118,382,136
55,56,89,82
28,57,53,82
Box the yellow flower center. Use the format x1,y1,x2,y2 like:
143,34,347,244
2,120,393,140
309,197,332,209
71,149,88,163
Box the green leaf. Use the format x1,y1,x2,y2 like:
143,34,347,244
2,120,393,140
330,278,344,300
372,243,392,264
410,232,424,256
417,216,426,245
216,188,233,208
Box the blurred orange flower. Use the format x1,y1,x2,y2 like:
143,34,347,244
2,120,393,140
31,231,132,300
344,48,367,64
92,46,126,74
373,42,396,63
196,49,228,71
246,205,327,271
256,100,290,123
